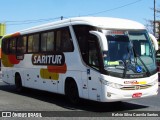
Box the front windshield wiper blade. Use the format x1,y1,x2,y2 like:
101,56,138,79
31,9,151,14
132,47,151,77
123,61,127,78
122,44,151,78
123,46,132,78
123,45,135,78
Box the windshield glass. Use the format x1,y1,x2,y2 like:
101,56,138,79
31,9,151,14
103,30,157,78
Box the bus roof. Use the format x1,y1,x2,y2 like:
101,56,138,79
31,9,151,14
70,17,145,30
6,17,146,36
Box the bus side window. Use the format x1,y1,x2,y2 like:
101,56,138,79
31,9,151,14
28,34,39,53
22,36,27,53
41,31,54,52
56,31,61,51
33,34,39,52
56,27,74,52
73,25,97,64
88,35,100,70
2,38,9,54
17,36,27,54
28,35,33,53
41,33,47,52
9,38,16,54
47,32,54,51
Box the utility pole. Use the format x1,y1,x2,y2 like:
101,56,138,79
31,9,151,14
61,16,63,20
154,0,156,36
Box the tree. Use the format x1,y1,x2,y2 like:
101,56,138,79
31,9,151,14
145,5,160,37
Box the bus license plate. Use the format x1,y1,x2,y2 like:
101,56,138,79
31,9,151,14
132,93,142,98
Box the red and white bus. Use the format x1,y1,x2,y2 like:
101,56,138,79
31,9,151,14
1,17,159,103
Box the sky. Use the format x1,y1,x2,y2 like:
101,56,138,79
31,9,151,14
0,0,160,34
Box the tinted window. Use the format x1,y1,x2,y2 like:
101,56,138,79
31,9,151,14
28,34,39,53
88,35,100,70
41,31,54,52
73,25,100,70
2,38,9,54
73,25,97,63
56,27,74,52
17,36,27,53
9,38,16,54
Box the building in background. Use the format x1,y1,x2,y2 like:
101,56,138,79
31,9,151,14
0,23,6,70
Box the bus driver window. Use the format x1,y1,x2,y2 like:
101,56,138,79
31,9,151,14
61,30,73,52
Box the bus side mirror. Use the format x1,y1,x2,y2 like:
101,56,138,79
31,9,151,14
89,31,108,51
149,33,158,51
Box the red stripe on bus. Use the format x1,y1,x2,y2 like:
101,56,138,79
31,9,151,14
47,64,67,73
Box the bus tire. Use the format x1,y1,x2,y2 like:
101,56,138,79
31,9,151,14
65,79,80,104
15,74,23,92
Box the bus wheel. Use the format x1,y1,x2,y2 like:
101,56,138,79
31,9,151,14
15,74,23,92
65,79,80,104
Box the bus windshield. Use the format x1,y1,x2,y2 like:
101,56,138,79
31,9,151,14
103,30,157,78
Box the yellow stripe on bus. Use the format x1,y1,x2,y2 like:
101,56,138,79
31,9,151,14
40,68,59,80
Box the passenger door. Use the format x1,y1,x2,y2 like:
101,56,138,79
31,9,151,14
87,36,102,101
82,35,102,101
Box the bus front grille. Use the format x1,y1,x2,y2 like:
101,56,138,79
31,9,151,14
120,85,152,90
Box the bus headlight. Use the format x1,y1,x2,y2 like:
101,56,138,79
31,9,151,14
100,79,122,89
149,79,158,86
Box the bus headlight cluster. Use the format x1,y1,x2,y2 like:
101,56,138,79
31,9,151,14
100,79,122,89
148,79,158,86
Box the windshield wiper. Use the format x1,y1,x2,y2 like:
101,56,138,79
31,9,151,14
132,47,151,77
123,61,127,78
123,46,134,78
123,45,151,78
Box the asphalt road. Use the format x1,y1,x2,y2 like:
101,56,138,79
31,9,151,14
0,80,159,120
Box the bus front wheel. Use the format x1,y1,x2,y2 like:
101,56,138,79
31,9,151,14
65,79,80,104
